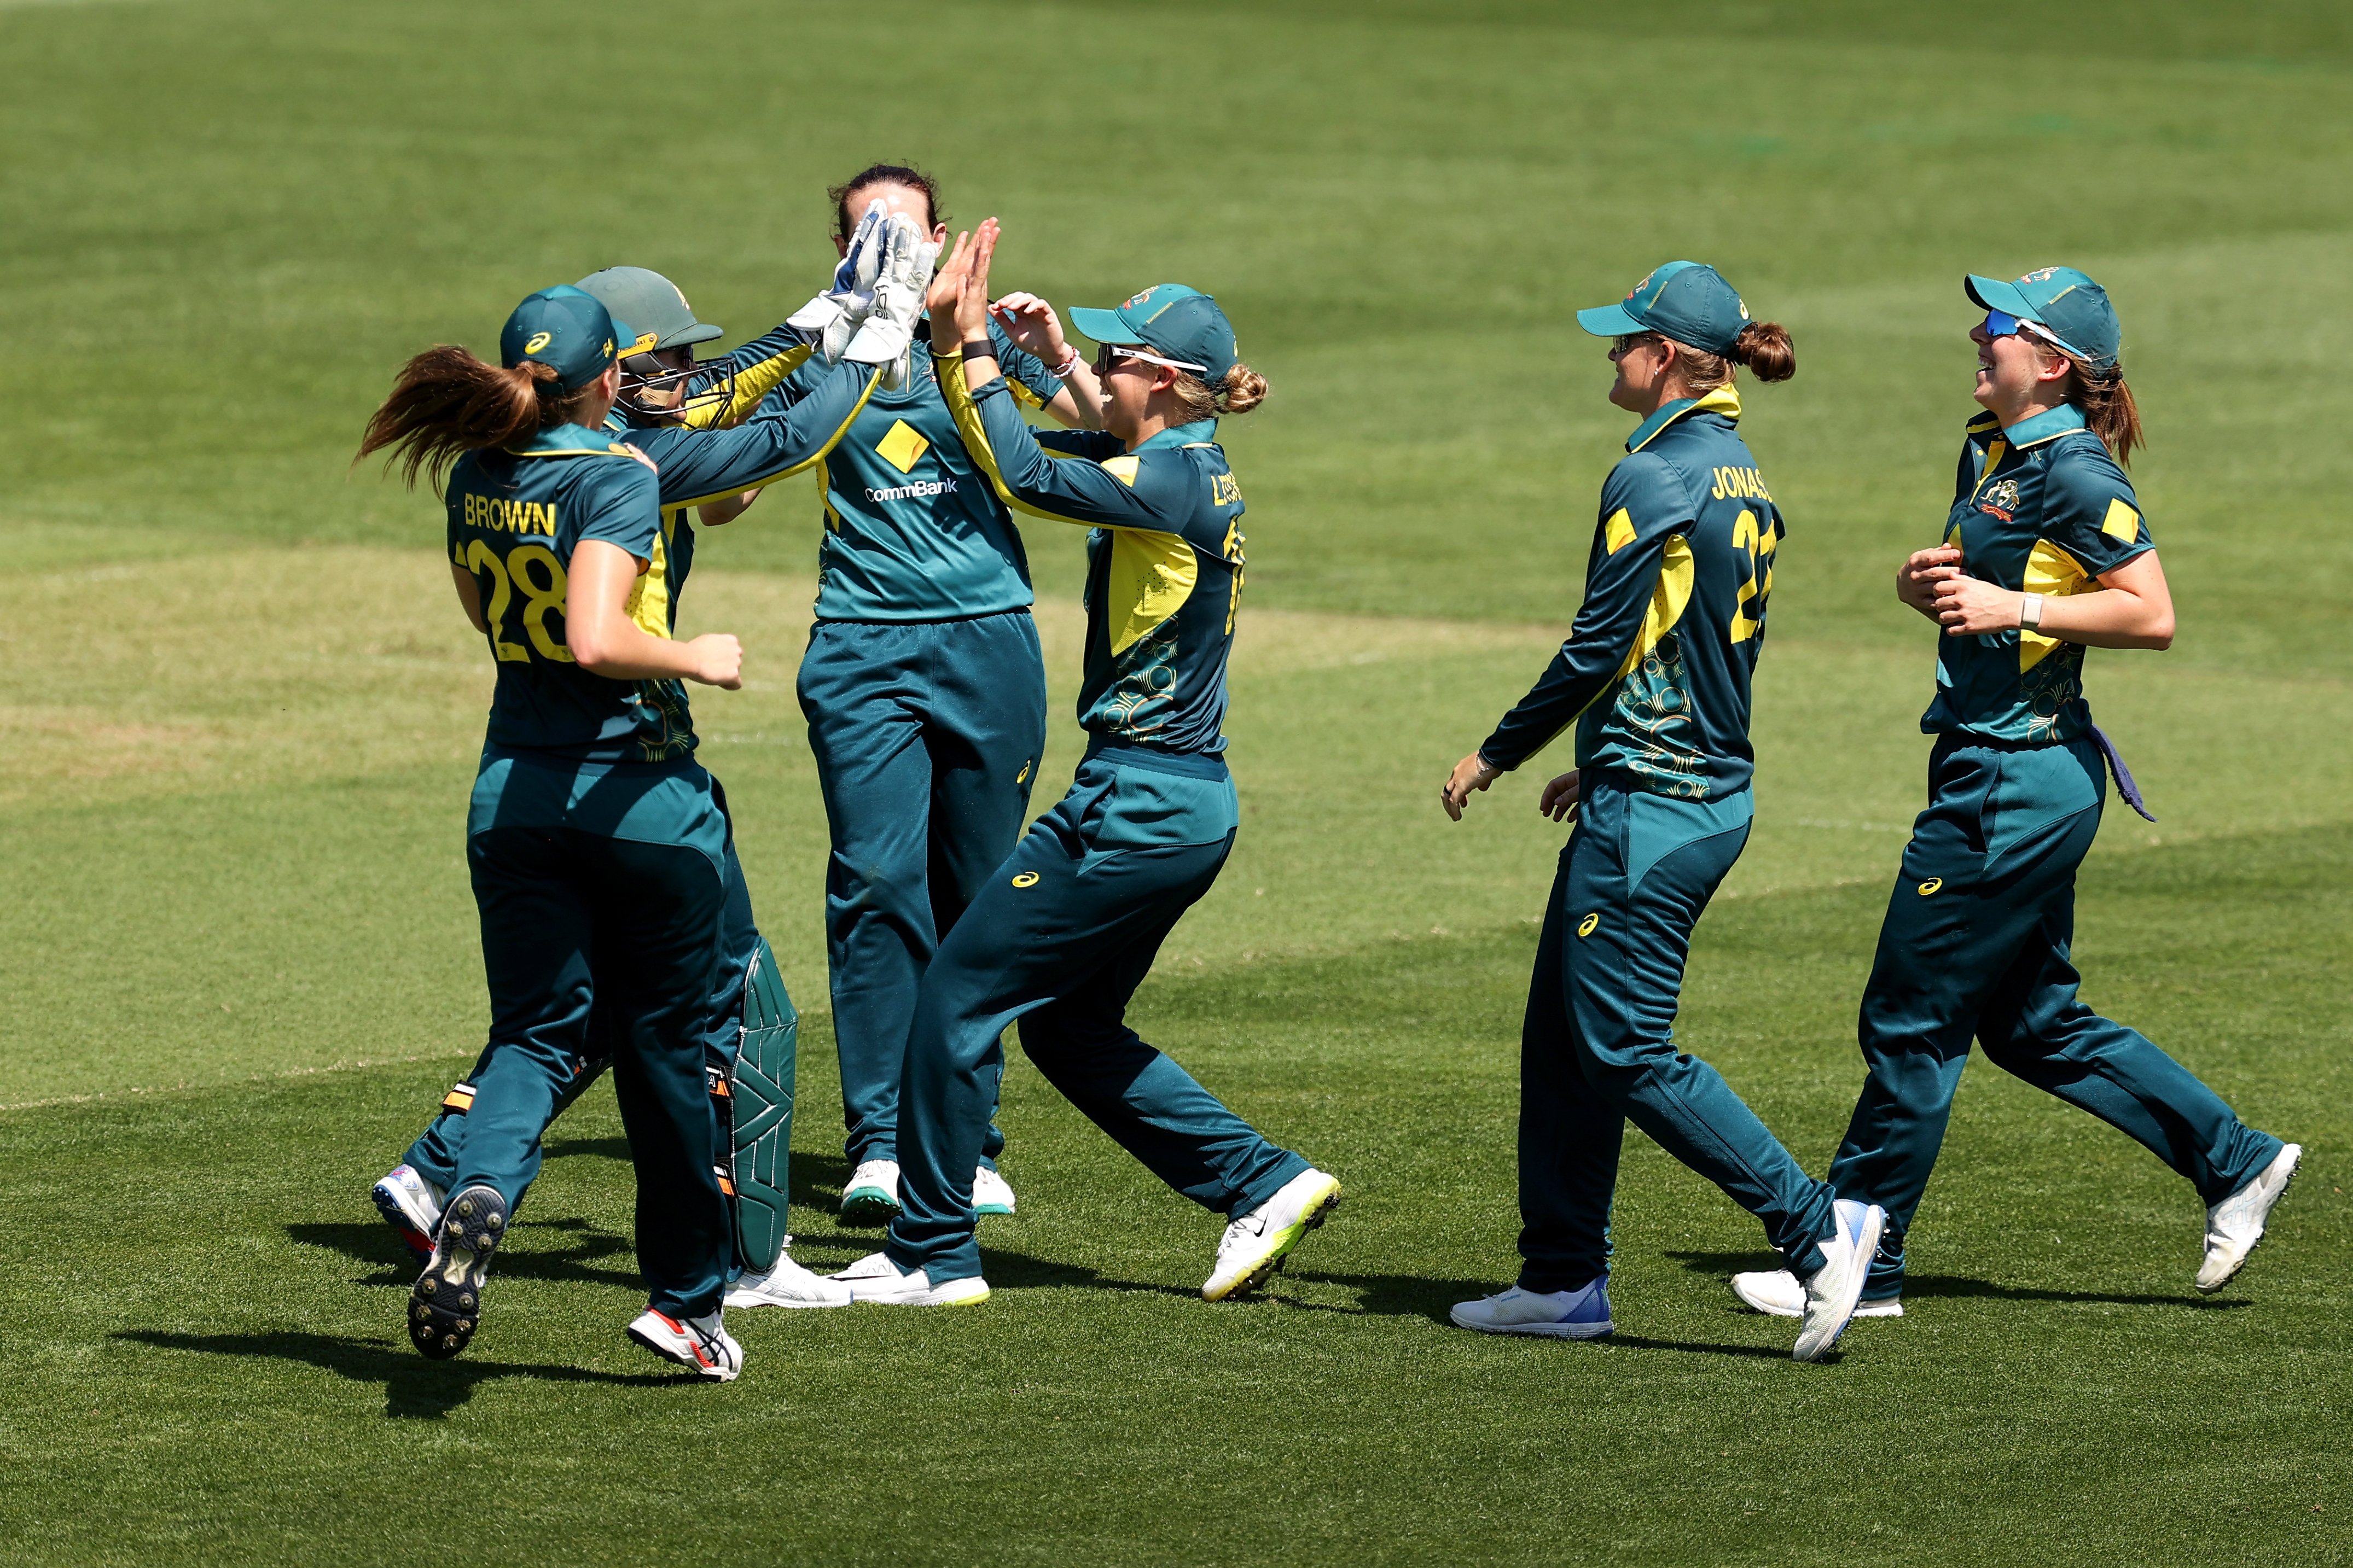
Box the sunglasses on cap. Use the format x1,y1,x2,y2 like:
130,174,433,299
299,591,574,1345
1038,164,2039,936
1092,342,1209,377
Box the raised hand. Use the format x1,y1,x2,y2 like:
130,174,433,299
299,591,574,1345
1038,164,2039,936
845,212,942,389
990,290,1071,365
952,218,1001,345
789,199,890,364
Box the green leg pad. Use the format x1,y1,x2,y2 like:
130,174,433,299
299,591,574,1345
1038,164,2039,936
727,938,798,1273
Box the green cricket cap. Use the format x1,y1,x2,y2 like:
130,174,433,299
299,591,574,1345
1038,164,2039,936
1069,284,1239,383
1964,265,2120,369
575,266,724,355
1576,260,1752,354
499,285,630,393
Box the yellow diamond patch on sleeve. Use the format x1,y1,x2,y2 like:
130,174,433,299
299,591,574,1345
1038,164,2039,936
876,419,931,474
1603,508,1636,555
1102,455,1142,487
2101,497,2142,543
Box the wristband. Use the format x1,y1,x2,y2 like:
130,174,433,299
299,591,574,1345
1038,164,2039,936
2020,592,2045,632
1050,347,1080,380
962,339,998,363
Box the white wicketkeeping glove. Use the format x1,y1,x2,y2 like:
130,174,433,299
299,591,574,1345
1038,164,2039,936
842,212,941,390
786,200,888,364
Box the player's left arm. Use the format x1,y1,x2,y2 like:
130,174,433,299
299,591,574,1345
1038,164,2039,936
1932,446,2171,647
677,326,818,432
647,361,882,512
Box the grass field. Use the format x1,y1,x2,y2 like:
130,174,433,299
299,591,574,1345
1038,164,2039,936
4,2,2352,1563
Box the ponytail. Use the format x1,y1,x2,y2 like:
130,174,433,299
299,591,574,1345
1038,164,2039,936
356,347,600,489
1169,360,1270,423
1665,321,1796,396
2065,360,2143,467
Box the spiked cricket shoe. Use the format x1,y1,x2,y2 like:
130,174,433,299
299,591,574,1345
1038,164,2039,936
372,1164,444,1261
1450,1280,1613,1339
831,1251,989,1305
1202,1168,1342,1301
408,1184,507,1360
1732,1268,1903,1319
2199,1143,2302,1292
1793,1199,1886,1362
628,1308,744,1382
840,1158,902,1221
972,1165,1018,1216
724,1245,852,1309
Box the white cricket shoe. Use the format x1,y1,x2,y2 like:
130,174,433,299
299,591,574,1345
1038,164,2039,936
841,1158,902,1219
372,1164,445,1261
1794,1198,1887,1362
973,1165,1018,1216
724,1243,853,1309
628,1308,745,1382
1202,1168,1342,1301
830,1251,989,1306
1450,1279,1613,1339
2198,1143,2302,1293
1731,1268,1904,1320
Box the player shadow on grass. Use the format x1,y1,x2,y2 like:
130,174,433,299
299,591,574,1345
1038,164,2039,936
118,1330,687,1419
287,1217,645,1291
1663,1250,2254,1310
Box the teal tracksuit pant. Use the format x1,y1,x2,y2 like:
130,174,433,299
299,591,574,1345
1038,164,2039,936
798,610,1047,1171
887,747,1309,1284
453,751,734,1320
401,825,761,1193
1826,735,2282,1294
1519,774,1840,1294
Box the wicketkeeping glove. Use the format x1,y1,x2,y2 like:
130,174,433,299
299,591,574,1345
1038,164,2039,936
842,213,941,390
786,200,888,364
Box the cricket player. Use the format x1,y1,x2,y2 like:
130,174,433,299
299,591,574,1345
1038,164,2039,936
763,165,1106,1227
1439,262,1885,1361
357,285,753,1376
1728,269,2298,1322
370,243,909,1310
831,220,1341,1307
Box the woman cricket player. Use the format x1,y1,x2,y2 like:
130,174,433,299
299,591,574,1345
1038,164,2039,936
370,228,922,1314
831,219,1342,1307
751,164,1106,1227
357,285,758,1377
1439,262,1885,1361
1728,268,2298,1322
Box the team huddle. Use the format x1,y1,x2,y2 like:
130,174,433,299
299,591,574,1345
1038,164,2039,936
355,162,2299,1379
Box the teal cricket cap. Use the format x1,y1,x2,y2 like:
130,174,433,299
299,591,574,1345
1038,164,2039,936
1576,260,1751,354
499,285,631,393
1964,266,2120,369
575,266,724,355
1069,284,1239,383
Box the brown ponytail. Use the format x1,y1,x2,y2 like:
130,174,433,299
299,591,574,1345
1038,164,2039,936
830,161,945,241
1170,361,1270,423
2064,360,2143,467
1661,321,1796,397
356,347,601,490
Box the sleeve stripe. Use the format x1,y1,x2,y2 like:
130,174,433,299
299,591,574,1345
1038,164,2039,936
661,369,881,510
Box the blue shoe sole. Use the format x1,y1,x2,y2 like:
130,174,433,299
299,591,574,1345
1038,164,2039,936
409,1185,507,1360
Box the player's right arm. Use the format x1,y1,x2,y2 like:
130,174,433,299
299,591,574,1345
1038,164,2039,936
567,540,742,687
647,360,882,512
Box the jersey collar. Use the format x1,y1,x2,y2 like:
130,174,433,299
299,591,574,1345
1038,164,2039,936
507,422,624,457
1131,418,1218,453
1626,384,1742,453
1996,402,2086,450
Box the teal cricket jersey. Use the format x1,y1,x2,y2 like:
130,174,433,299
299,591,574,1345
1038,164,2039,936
1923,403,2153,744
768,321,1064,622
1480,386,1786,801
940,349,1246,761
601,352,878,638
446,424,694,764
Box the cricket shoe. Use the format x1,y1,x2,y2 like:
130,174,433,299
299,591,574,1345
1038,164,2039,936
1793,1198,1887,1362
1730,1269,1903,1320
831,1251,989,1306
628,1308,744,1382
1449,1279,1613,1339
408,1184,507,1360
840,1158,902,1222
1202,1168,1342,1301
2198,1142,2302,1293
724,1244,853,1309
372,1163,444,1262
973,1165,1018,1216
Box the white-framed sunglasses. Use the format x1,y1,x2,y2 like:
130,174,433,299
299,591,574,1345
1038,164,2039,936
1093,342,1209,376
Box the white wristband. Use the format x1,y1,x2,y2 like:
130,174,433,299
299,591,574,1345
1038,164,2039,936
1050,348,1080,380
2020,592,2045,632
